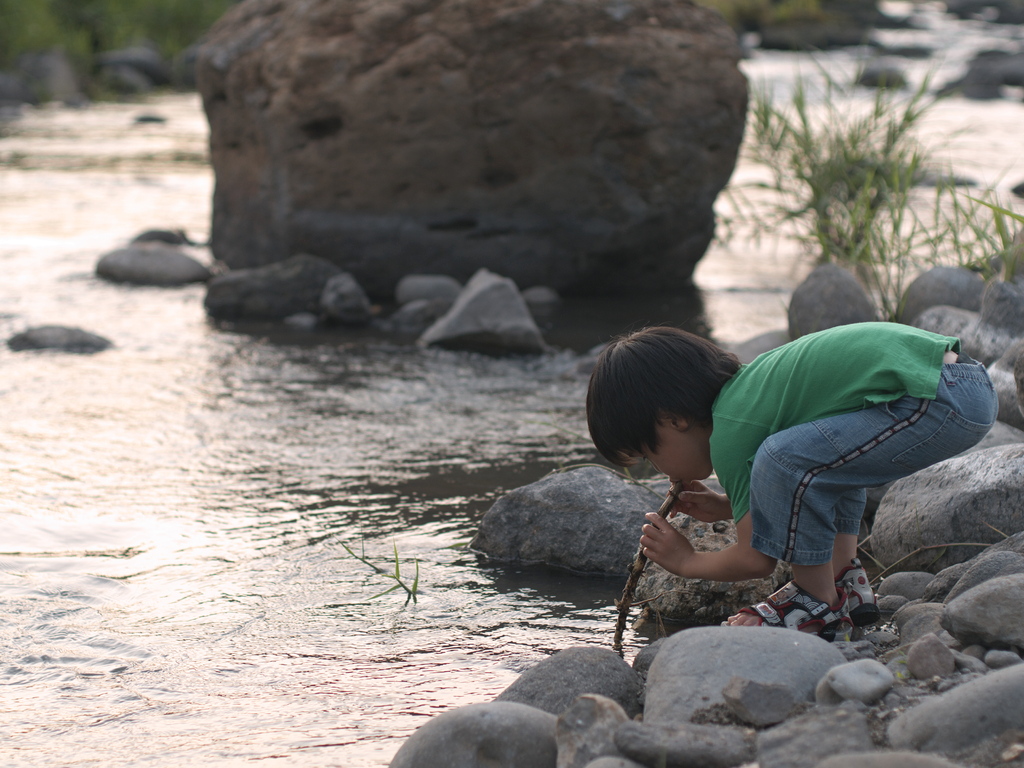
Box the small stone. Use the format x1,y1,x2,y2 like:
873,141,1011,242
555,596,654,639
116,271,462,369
722,676,796,727
556,695,629,768
321,272,372,325
906,633,956,680
985,649,1022,669
815,659,894,705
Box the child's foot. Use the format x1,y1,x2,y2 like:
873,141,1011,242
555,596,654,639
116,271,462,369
724,581,853,642
835,558,879,627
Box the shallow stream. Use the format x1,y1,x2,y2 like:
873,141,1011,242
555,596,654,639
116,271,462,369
1,10,1023,764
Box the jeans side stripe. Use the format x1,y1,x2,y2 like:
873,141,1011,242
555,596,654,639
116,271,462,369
783,399,930,561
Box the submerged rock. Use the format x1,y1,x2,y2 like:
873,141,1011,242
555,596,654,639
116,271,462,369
8,326,112,353
204,254,342,320
96,243,211,286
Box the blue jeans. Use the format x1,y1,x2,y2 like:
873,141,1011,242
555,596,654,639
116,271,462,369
748,356,998,565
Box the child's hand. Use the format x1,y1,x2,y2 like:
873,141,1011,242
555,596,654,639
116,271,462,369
640,513,695,577
671,480,732,523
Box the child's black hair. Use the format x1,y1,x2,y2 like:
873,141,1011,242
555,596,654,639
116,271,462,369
586,326,741,466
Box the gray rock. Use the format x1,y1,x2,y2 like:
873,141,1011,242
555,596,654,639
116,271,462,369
96,243,211,286
0,72,37,106
614,720,755,768
985,649,1022,669
496,646,643,718
395,274,462,306
815,658,894,704
131,228,197,246
582,758,646,768
556,695,629,768
15,48,84,105
757,704,873,768
379,298,452,334
900,267,986,324
419,269,546,355
818,751,971,768
856,62,907,90
787,265,877,340
871,445,1024,573
643,626,846,724
196,0,747,298
522,285,562,313
97,44,172,87
388,701,557,768
877,571,934,601
8,326,112,354
888,664,1024,752
630,639,665,684
633,514,790,625
906,633,956,679
922,561,971,602
989,365,1024,430
912,306,1016,365
722,676,797,727
320,272,372,325
876,598,917,622
941,573,1024,648
892,602,946,645
470,467,661,575
725,328,789,364
204,254,343,321
1016,349,1024,420
283,312,319,330
943,550,1024,602
952,648,990,674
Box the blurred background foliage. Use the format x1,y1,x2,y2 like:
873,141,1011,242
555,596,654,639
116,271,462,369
0,0,238,69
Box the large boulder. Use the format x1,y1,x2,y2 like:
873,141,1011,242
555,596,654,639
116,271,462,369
871,445,1024,572
195,0,748,298
469,467,664,575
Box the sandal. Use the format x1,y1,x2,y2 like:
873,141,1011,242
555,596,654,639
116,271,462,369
835,558,880,627
729,581,853,642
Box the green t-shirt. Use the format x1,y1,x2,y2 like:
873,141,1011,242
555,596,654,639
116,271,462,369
710,322,959,523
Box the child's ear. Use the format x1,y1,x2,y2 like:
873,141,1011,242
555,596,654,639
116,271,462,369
667,416,691,432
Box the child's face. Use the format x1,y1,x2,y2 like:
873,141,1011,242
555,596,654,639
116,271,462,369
639,418,714,484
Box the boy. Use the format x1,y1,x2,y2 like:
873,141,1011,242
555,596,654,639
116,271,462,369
587,322,998,640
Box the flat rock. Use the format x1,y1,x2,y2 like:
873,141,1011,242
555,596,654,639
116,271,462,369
643,626,846,724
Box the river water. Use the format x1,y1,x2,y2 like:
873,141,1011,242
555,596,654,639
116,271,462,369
1,9,1023,766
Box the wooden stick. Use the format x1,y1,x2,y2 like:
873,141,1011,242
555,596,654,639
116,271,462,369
612,480,685,654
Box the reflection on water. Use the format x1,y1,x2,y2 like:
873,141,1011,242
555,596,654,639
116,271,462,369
2,13,1023,763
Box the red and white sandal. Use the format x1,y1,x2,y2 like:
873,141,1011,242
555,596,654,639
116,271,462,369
729,581,854,642
835,557,879,627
